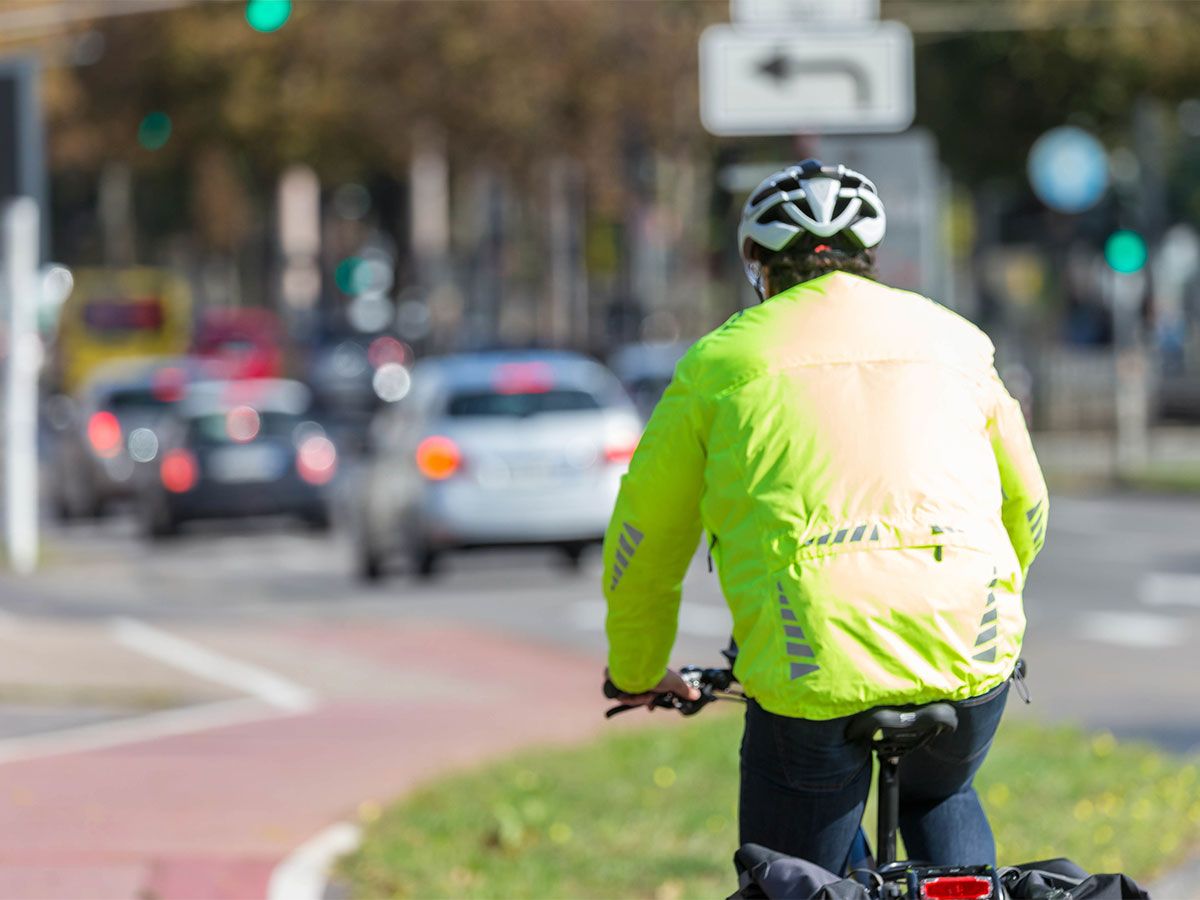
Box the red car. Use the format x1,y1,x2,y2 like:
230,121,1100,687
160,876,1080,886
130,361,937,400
192,308,284,380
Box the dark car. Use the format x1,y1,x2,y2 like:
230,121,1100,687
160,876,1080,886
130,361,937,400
607,341,690,423
136,378,336,538
49,356,226,520
305,330,413,454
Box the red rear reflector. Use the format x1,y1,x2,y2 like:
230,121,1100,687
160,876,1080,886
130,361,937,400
416,436,462,480
493,362,555,395
87,411,122,458
296,435,337,485
161,449,198,493
920,876,993,900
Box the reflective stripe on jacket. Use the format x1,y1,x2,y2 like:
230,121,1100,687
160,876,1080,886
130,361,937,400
603,272,1048,720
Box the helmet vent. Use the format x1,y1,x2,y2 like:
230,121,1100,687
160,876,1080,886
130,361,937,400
802,177,839,222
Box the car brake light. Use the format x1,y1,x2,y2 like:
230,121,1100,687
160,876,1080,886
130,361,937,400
416,436,462,480
160,448,198,493
151,367,187,403
604,441,637,464
296,435,337,485
87,411,123,458
367,335,410,369
920,876,994,900
493,362,554,395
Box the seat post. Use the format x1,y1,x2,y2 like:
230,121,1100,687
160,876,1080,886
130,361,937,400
876,754,901,868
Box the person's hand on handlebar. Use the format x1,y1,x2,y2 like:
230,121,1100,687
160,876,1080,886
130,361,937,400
604,667,701,710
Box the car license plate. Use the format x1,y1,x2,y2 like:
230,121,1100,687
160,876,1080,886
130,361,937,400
208,445,285,483
508,457,573,485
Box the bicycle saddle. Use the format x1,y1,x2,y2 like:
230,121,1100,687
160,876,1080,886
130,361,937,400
845,702,958,755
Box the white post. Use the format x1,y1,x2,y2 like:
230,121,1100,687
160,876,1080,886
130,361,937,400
1111,268,1149,475
3,197,41,575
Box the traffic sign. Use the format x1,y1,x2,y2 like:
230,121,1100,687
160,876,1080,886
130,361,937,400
1027,125,1109,214
698,22,914,136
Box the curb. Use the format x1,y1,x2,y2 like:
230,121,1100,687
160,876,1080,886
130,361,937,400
268,822,362,900
1147,851,1200,900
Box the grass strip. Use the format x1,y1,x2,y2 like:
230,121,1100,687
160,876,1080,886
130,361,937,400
341,714,1200,899
1119,462,1200,493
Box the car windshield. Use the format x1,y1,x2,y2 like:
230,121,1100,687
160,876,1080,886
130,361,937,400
445,389,602,419
187,410,306,444
105,388,173,418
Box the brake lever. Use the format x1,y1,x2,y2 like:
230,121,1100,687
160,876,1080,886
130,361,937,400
604,692,678,718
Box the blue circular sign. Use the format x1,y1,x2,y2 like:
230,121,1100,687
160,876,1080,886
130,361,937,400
1027,126,1109,214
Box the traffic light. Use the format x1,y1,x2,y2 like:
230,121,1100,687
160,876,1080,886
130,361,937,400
245,0,291,33
137,112,172,151
334,256,361,294
1104,230,1147,274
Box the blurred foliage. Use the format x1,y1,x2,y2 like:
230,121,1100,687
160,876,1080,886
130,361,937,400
906,0,1200,187
339,711,1199,898
39,0,1200,189
30,0,1200,305
44,1,722,206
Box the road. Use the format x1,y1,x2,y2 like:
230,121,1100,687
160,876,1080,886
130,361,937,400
6,491,1199,748
0,490,1196,896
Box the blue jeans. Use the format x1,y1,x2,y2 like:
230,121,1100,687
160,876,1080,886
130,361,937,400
738,683,1009,874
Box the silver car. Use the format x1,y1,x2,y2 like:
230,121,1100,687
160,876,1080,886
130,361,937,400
353,350,642,580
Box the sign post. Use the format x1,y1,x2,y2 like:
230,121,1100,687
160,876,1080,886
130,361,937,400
3,197,40,575
730,0,879,25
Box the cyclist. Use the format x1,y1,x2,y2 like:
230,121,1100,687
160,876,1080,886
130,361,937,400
602,160,1047,875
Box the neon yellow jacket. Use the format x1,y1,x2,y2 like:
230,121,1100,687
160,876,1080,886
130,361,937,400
604,272,1047,719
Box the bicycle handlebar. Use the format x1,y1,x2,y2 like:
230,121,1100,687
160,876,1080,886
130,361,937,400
603,666,744,718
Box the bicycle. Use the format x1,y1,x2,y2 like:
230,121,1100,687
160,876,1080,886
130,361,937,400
603,657,1018,900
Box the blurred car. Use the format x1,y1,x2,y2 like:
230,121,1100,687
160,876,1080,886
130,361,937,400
135,378,337,538
192,308,284,380
48,356,224,520
305,330,413,453
607,340,689,423
353,350,642,580
52,267,193,394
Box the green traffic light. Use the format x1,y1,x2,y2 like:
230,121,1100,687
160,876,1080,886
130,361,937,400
137,112,172,151
245,0,291,32
335,257,362,295
1104,230,1147,274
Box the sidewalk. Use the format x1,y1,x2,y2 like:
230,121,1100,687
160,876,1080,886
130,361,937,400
0,621,608,899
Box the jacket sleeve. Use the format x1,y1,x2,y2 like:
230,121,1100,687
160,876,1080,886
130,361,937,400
986,367,1048,580
604,361,707,694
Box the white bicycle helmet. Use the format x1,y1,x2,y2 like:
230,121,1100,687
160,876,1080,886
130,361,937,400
737,159,886,295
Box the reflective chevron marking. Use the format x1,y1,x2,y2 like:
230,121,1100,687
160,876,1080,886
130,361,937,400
608,522,645,592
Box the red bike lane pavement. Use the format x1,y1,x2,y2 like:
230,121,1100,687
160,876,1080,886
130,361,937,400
0,622,612,899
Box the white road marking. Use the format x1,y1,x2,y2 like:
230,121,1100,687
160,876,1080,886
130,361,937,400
0,698,287,765
268,821,362,900
112,618,318,712
1139,572,1200,609
1077,611,1187,648
570,600,732,638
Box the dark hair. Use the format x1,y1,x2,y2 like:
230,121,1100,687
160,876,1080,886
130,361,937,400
748,232,876,295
